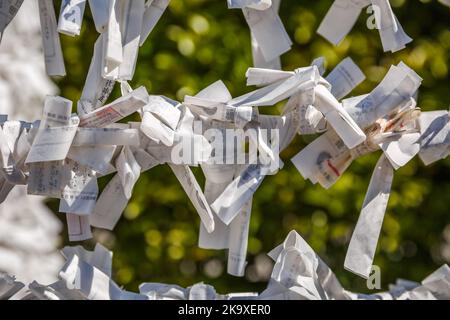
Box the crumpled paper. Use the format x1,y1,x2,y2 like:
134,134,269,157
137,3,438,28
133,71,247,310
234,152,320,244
2,230,449,300
291,62,424,279
0,0,447,289
0,56,447,280
227,0,291,69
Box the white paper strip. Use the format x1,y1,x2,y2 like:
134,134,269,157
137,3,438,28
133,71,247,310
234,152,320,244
325,57,365,100
66,213,92,242
317,0,370,46
80,34,115,114
227,198,252,276
101,0,122,79
88,0,109,33
57,0,86,37
59,160,98,215
79,86,148,127
90,174,128,230
38,0,66,76
139,0,170,46
372,0,412,53
0,0,24,41
242,5,292,63
169,163,215,233
118,0,145,80
344,154,394,278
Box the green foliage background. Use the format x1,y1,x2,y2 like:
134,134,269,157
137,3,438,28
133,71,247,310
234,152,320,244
46,0,450,294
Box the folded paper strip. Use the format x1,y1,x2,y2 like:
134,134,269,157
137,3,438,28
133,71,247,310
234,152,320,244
0,0,448,298
2,231,449,300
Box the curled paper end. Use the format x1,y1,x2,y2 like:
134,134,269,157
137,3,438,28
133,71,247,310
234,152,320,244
3,231,450,299
205,220,215,234
0,0,448,298
314,84,366,149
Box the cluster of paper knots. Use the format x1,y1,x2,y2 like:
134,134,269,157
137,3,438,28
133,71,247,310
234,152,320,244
0,0,449,299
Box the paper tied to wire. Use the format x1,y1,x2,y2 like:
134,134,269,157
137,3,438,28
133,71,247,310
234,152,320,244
0,0,170,78
243,64,366,149
291,62,424,278
80,0,170,80
291,101,421,190
318,0,412,53
185,57,366,276
0,55,431,280
180,65,310,276
282,57,365,135
0,51,445,282
11,242,247,300
88,88,215,234
182,78,288,276
3,230,450,300
0,86,152,241
291,62,422,187
227,0,291,69
0,0,449,288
